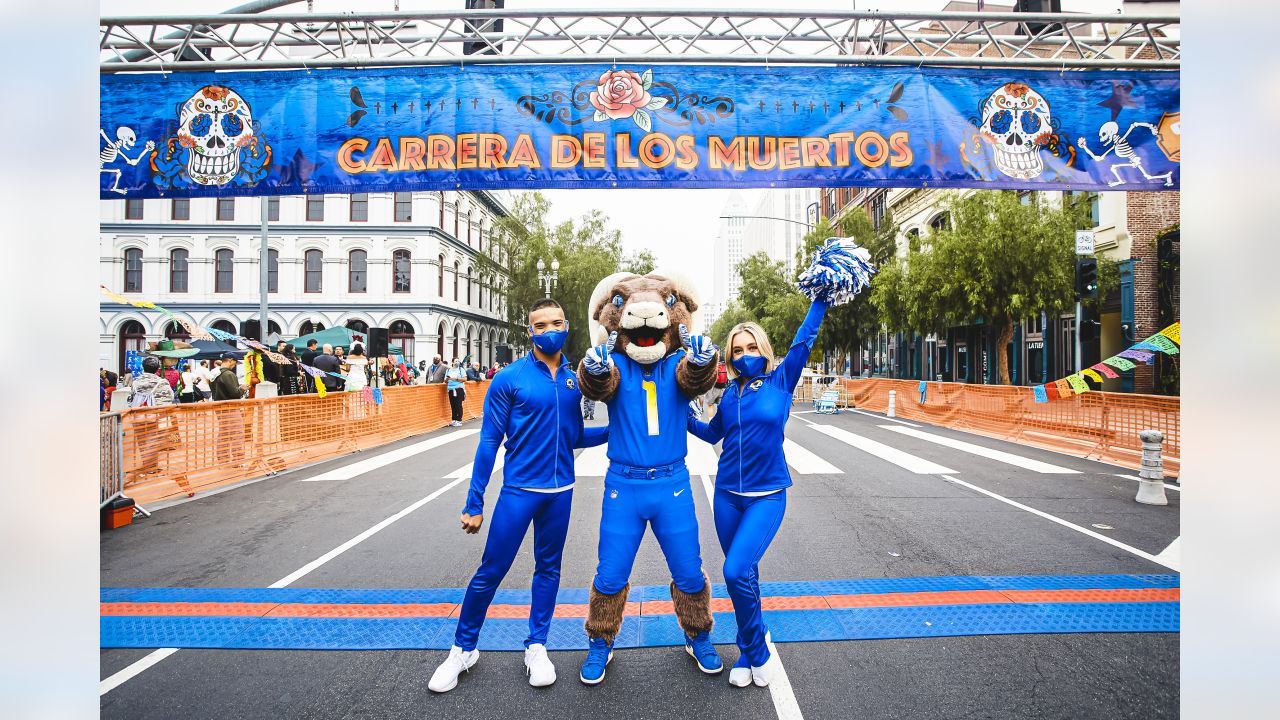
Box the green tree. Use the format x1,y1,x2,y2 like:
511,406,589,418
708,300,755,347
735,251,807,351
621,248,657,275
886,191,1089,385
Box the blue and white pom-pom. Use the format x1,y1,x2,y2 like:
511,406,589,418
797,237,877,306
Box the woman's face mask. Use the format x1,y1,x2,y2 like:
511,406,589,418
732,353,767,378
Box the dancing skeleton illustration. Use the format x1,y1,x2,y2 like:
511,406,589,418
99,127,154,195
1077,121,1174,187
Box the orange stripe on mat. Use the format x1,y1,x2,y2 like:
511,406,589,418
100,588,1179,620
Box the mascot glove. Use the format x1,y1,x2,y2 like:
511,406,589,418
679,324,716,367
583,331,618,376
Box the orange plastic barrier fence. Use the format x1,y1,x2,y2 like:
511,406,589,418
799,377,1179,477
110,382,489,505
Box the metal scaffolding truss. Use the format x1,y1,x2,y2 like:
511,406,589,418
100,8,1180,73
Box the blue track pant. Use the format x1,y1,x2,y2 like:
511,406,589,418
453,486,573,651
593,466,706,596
713,488,787,666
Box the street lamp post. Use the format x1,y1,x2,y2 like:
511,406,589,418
537,258,560,298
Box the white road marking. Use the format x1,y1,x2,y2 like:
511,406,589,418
574,444,611,477
940,475,1178,571
300,429,478,481
764,635,805,720
881,425,1080,474
1155,537,1181,569
850,409,921,427
444,447,505,479
1116,474,1181,492
101,474,471,696
574,434,718,477
781,438,842,475
811,425,956,474
698,473,716,506
789,412,817,426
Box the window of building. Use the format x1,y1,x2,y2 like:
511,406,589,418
125,198,143,220
395,192,412,222
467,214,474,247
345,319,369,335
452,323,461,359
163,320,190,342
306,195,324,221
869,192,887,230
267,196,280,221
1018,190,1037,206
118,319,147,375
437,322,447,359
393,250,412,293
389,320,415,364
214,248,234,293
298,320,326,335
439,192,446,227
304,249,323,293
929,212,951,233
216,197,235,221
438,254,446,296
267,249,278,293
169,248,188,293
1068,190,1101,228
453,261,460,300
906,228,921,254
454,203,461,238
348,249,367,293
171,198,189,221
349,193,368,222
123,248,143,292
209,319,236,336
241,320,281,342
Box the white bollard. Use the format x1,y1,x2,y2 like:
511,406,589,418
254,381,278,398
887,389,897,418
109,388,131,412
1134,429,1168,506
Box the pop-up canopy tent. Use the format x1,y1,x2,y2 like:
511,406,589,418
285,326,402,356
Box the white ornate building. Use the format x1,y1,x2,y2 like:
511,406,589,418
100,190,513,374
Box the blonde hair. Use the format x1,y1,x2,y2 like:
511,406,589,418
723,322,779,380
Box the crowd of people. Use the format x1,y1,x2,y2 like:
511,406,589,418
100,342,509,410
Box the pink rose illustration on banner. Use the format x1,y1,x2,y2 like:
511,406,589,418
588,68,668,132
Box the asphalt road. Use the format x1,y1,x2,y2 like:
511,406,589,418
100,404,1179,720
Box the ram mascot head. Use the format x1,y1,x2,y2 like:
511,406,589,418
577,270,717,402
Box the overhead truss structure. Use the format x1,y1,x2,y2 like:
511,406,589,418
100,8,1180,73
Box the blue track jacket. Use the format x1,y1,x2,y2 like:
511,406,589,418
464,351,608,515
689,301,827,493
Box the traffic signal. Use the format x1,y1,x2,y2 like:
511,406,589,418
1079,319,1101,343
1075,258,1098,297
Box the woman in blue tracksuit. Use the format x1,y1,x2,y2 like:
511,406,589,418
688,299,826,688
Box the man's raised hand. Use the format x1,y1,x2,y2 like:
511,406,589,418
679,324,716,366
583,331,618,375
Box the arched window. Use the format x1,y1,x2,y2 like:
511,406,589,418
304,249,323,293
164,320,189,342
453,202,460,238
437,322,446,359
467,212,474,247
468,326,477,360
214,248,233,293
123,248,143,293
438,191,446,228
209,319,236,335
298,319,326,335
349,249,367,293
345,319,369,335
393,249,412,293
930,213,951,233
389,320,415,364
437,255,446,297
906,228,922,254
169,248,188,293
465,266,473,306
452,322,461,360
453,261,460,301
118,319,147,376
242,319,281,341
267,249,279,293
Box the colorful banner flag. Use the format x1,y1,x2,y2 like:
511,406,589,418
1032,385,1049,404
362,387,374,403
1081,368,1104,384
1146,334,1179,355
1091,362,1120,379
1055,378,1072,397
315,382,327,399
1102,356,1137,371
371,388,384,405
1159,322,1180,345
1044,382,1060,401
1066,374,1090,394
100,65,1180,198
1118,349,1155,363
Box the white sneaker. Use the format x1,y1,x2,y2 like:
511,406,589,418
751,662,772,687
428,645,479,693
728,666,752,687
524,643,556,687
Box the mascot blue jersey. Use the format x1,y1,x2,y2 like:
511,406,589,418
605,349,691,468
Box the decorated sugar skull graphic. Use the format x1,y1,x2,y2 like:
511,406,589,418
978,82,1053,180
150,85,272,190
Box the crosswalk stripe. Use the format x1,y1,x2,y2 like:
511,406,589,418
1116,474,1181,492
782,437,843,474
574,434,720,477
300,429,479,482
443,447,505,479
810,425,956,474
880,425,1080,474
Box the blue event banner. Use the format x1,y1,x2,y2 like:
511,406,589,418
99,64,1179,198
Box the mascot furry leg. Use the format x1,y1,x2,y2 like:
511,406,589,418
575,271,721,684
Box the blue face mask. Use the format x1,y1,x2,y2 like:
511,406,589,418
529,328,568,354
732,353,767,378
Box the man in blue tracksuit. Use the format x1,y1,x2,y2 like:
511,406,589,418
688,299,827,688
428,298,607,693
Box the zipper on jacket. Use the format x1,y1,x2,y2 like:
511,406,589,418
553,363,560,489
737,380,744,494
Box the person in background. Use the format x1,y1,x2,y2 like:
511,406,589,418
446,358,467,426
192,360,213,401
312,343,342,394
129,356,175,407
344,343,369,393
300,339,320,392
333,346,348,391
427,355,447,384
467,361,483,382
486,362,500,380
162,358,181,393
178,362,198,404
278,345,304,396
211,353,247,401
380,358,400,387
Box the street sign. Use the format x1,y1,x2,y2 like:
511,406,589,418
1076,230,1096,255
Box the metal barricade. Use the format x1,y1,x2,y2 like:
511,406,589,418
100,412,123,507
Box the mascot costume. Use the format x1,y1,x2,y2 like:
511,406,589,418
575,271,722,684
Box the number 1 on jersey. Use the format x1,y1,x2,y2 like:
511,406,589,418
641,379,659,436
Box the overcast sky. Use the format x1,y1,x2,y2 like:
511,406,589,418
101,0,1126,297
